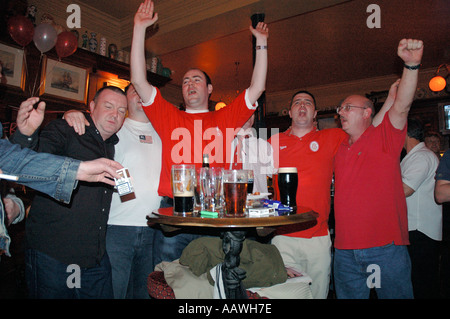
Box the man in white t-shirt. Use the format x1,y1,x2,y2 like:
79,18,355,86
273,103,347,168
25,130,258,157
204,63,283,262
401,117,442,299
228,114,275,194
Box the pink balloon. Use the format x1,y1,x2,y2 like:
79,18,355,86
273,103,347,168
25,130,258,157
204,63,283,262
33,23,57,53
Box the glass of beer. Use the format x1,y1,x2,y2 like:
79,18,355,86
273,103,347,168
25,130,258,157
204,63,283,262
246,170,254,194
277,167,298,211
171,164,195,216
223,169,248,217
200,167,223,213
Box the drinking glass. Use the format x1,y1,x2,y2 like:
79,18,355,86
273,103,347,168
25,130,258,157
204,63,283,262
171,164,195,215
199,167,223,213
223,169,248,217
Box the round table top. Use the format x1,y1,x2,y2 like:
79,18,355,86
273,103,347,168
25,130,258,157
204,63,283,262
148,206,318,229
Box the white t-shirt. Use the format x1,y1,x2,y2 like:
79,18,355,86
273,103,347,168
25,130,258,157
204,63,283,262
401,142,442,240
228,129,276,194
108,117,162,226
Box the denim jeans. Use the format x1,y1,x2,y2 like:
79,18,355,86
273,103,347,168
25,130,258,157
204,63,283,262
106,225,155,299
153,228,202,265
152,197,202,265
334,243,413,299
25,248,113,299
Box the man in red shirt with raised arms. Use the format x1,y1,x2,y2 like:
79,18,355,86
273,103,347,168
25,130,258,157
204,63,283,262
130,0,269,264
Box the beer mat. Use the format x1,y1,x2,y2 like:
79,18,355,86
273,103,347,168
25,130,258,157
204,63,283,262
247,193,271,200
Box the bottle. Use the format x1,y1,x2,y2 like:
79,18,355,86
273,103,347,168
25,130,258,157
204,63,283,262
202,154,210,168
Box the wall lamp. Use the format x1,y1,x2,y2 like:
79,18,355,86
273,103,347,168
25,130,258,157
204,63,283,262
429,64,450,92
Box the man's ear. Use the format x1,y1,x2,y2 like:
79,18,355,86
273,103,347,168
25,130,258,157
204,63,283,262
364,107,373,119
207,84,213,95
89,100,95,113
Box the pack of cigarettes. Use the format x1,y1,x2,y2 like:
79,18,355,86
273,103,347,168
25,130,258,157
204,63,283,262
262,199,293,215
248,207,275,217
114,168,134,196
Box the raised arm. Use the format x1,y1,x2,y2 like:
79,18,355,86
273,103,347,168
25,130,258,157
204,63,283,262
372,78,400,127
388,39,424,130
247,22,269,105
130,0,158,104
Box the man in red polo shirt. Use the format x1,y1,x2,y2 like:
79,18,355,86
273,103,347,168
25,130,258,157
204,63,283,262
268,91,346,299
333,38,423,299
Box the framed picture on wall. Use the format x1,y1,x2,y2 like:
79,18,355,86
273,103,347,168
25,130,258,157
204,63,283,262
0,42,26,90
39,57,89,104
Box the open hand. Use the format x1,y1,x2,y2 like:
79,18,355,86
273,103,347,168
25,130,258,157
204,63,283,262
16,97,46,136
64,110,89,135
250,22,269,41
134,0,158,29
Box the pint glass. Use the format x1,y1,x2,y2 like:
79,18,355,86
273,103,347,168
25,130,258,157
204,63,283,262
171,164,195,215
223,169,248,217
200,167,223,213
277,167,298,210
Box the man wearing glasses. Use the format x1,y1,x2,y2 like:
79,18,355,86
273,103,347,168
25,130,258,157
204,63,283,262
333,38,424,299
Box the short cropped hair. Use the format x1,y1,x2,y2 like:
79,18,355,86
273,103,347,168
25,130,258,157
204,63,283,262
407,117,424,142
93,85,126,102
290,90,316,109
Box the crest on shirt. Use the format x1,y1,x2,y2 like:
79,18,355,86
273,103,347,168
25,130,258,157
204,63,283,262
139,135,153,144
310,141,319,152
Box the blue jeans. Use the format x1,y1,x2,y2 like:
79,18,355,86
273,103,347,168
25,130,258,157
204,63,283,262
153,197,202,265
334,243,413,299
153,228,202,265
106,225,155,299
26,248,113,299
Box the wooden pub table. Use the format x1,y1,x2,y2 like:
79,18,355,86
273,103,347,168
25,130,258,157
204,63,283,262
148,206,318,299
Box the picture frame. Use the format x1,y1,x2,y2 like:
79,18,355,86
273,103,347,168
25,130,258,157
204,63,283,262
40,57,89,104
0,42,26,90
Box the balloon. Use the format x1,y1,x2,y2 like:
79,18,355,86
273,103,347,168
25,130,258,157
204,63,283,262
33,23,57,53
55,31,78,58
7,15,34,47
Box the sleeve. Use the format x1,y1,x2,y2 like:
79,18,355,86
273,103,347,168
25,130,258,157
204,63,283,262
380,112,407,156
10,119,69,155
5,191,25,224
218,89,258,134
436,149,450,181
140,87,179,135
401,152,429,191
9,128,39,150
0,139,80,204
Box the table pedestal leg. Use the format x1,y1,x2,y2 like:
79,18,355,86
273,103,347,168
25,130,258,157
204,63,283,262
221,230,248,299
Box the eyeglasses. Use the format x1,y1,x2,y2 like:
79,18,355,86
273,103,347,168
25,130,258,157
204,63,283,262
336,105,368,113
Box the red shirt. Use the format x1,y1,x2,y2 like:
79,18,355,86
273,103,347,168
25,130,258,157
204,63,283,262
269,127,347,238
334,113,408,249
143,88,255,198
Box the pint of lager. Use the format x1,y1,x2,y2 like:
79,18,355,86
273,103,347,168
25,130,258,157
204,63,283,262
223,170,248,217
171,164,195,215
277,167,298,210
